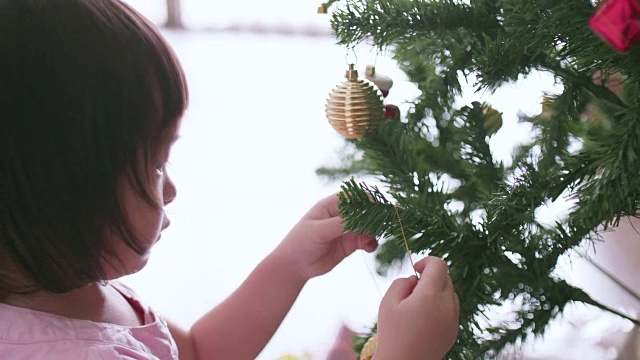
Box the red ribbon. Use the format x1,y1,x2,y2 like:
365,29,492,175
590,0,640,52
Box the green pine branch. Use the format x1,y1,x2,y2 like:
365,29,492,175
338,180,639,359
331,0,500,48
322,0,640,358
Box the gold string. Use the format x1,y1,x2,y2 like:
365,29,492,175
393,205,420,278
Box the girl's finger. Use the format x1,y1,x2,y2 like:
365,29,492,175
413,256,430,273
337,232,376,256
356,233,378,252
453,292,460,317
381,276,418,306
306,193,341,220
316,216,346,237
414,257,449,294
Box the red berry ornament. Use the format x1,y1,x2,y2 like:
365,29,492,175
590,0,640,52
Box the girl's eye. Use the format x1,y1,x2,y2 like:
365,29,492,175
156,163,167,175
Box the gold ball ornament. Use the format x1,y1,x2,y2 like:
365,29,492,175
326,64,385,139
359,334,378,360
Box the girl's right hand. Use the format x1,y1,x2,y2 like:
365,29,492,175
374,256,460,360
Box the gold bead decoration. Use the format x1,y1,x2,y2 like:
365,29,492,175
359,334,378,360
326,64,384,139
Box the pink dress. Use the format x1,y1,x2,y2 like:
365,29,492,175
0,282,179,359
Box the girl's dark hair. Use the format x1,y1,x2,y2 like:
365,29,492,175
0,0,188,295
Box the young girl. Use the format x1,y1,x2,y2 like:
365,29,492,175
0,1,459,359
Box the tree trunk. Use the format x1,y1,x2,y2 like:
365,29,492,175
165,0,183,29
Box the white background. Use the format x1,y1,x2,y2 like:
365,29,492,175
115,2,621,359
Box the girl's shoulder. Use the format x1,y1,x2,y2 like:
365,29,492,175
0,281,179,359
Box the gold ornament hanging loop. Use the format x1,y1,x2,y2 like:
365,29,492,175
359,205,418,360
393,205,419,278
345,46,358,66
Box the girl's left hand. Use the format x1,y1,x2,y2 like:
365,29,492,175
274,193,378,281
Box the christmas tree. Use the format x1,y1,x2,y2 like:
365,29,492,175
318,0,640,358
